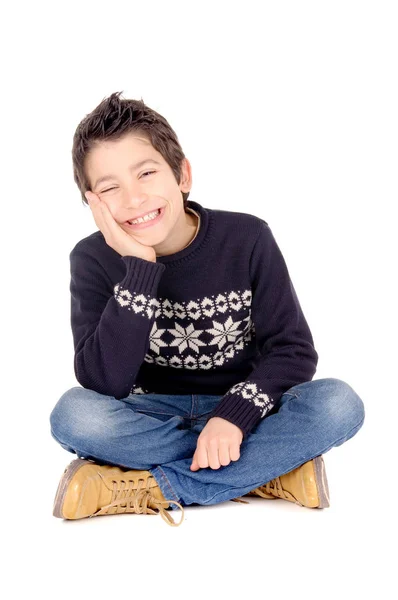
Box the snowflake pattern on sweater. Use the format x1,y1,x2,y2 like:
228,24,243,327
113,284,275,418
113,285,254,366
69,199,318,438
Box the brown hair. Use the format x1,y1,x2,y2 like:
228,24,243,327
72,91,190,210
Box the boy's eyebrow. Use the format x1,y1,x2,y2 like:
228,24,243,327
93,159,162,189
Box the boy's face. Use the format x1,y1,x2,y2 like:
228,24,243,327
85,132,195,256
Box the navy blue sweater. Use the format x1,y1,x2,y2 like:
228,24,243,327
69,199,318,439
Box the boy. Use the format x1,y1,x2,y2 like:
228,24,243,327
49,91,365,527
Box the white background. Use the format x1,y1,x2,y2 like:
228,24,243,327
2,1,396,598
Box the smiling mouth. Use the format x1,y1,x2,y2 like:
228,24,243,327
124,207,164,229
126,207,163,223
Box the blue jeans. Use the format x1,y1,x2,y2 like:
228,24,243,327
49,378,365,511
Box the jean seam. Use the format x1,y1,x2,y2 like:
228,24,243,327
190,394,197,420
50,428,67,446
153,466,181,505
190,411,213,421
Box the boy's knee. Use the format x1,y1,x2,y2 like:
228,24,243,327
319,378,365,432
49,386,93,442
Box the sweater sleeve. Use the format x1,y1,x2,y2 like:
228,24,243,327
70,245,166,399
205,221,319,439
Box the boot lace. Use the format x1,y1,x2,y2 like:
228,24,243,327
89,472,185,526
258,477,298,503
238,477,300,503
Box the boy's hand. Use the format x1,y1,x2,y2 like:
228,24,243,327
85,191,157,262
190,417,243,471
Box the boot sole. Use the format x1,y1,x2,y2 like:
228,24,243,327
313,455,330,508
53,458,91,519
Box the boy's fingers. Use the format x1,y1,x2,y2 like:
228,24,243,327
85,191,117,240
218,439,231,466
229,443,240,462
85,191,104,231
208,445,221,470
190,451,201,471
196,444,209,469
85,191,97,204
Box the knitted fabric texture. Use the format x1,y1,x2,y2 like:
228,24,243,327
69,199,318,439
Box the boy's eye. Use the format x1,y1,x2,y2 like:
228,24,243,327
101,171,155,193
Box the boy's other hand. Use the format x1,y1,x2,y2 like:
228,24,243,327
85,191,157,262
190,417,243,471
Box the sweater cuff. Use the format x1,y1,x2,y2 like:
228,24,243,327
119,255,166,294
206,382,277,438
112,256,166,321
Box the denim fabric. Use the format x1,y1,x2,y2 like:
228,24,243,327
49,378,365,511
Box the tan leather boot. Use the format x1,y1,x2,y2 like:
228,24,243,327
242,455,330,508
53,458,185,526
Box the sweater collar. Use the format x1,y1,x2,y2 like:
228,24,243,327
155,200,212,266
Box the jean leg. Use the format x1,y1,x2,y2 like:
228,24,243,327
49,387,200,470
150,378,365,510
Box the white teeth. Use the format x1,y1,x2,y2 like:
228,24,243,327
129,209,160,225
